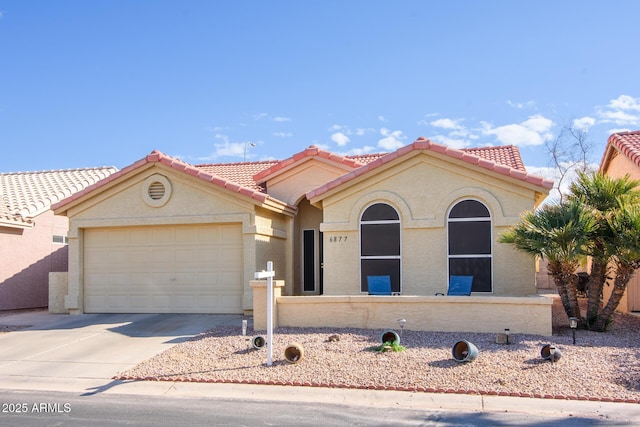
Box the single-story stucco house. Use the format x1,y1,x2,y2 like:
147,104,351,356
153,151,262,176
0,167,117,310
599,130,640,313
50,138,555,334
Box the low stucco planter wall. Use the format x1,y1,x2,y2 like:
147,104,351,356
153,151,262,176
252,286,553,336
48,272,69,314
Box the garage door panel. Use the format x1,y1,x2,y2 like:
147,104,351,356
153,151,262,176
84,224,243,314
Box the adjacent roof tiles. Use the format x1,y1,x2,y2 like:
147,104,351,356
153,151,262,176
0,167,118,227
600,130,640,170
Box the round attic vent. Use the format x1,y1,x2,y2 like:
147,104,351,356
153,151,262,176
142,174,172,207
148,181,165,200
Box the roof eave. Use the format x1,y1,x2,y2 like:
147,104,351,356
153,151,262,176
0,218,34,229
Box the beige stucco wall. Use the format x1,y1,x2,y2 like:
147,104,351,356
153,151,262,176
0,210,69,310
59,164,290,314
252,283,553,335
315,152,544,297
263,158,353,206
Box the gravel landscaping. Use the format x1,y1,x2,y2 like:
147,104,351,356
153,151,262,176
116,296,640,403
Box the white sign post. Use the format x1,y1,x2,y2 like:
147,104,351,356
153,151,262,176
254,261,275,366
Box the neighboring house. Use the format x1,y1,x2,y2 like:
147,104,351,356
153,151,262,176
0,167,118,310
599,130,640,313
51,137,553,318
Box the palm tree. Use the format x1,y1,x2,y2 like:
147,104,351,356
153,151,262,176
568,172,640,330
499,201,597,320
590,203,640,331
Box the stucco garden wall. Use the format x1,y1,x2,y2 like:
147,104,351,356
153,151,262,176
316,152,541,297
252,282,553,335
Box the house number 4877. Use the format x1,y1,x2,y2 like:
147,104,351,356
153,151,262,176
329,236,347,243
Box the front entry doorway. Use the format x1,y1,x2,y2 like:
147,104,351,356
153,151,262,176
295,199,323,295
302,229,323,294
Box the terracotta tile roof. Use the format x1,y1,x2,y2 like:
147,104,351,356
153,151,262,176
346,153,387,164
462,145,526,171
306,137,554,200
196,160,278,191
0,167,118,227
194,152,386,192
252,146,370,183
600,130,640,171
52,151,296,214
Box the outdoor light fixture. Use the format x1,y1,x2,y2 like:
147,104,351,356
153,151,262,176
397,318,407,338
504,328,510,345
244,141,256,161
569,317,579,345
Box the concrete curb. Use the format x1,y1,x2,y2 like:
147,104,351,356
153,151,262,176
113,375,640,405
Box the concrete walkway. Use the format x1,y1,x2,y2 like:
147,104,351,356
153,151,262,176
1,310,639,423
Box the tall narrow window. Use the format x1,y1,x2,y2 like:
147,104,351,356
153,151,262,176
447,199,492,292
360,203,401,293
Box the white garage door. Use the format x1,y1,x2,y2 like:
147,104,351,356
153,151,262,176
84,224,243,313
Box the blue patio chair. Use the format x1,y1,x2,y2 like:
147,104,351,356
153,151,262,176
436,275,473,296
367,275,392,295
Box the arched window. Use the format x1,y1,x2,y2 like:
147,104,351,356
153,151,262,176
447,200,492,293
360,203,401,293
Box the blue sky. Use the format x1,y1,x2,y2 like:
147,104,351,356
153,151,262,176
1,1,639,186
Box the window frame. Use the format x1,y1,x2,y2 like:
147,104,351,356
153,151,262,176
359,203,401,294
447,199,493,293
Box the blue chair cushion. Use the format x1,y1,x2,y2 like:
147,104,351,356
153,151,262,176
447,275,473,296
367,275,392,295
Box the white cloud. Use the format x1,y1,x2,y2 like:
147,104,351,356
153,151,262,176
378,115,387,123
599,109,640,126
596,95,640,127
573,116,596,131
252,113,292,122
328,125,375,140
273,132,292,137
331,132,350,146
355,127,376,136
608,95,640,111
196,134,252,160
506,100,536,110
378,128,406,150
481,114,554,146
430,118,462,130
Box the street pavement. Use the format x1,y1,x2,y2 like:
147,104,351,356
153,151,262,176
0,310,639,423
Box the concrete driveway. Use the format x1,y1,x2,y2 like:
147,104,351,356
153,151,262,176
0,310,241,393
